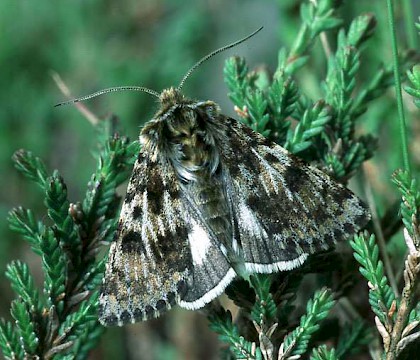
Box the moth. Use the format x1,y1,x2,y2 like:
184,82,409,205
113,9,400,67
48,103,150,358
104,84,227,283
58,28,369,326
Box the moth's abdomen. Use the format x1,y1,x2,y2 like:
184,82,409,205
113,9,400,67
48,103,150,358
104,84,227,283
188,177,231,244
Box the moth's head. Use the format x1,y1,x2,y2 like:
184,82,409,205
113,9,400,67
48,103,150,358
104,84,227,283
140,87,222,164
154,87,192,118
155,86,220,118
159,87,185,108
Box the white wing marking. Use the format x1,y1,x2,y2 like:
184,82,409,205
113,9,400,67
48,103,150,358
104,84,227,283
238,201,269,241
244,253,308,273
178,268,237,310
188,220,212,266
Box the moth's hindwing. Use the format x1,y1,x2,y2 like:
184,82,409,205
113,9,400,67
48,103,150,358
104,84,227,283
99,152,191,326
175,212,236,311
219,116,370,273
175,174,237,310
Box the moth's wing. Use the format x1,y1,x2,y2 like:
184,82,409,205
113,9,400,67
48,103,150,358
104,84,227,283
99,152,192,326
220,117,370,273
176,209,236,310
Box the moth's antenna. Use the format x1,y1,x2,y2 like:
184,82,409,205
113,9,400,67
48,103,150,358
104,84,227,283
178,26,263,91
55,86,160,107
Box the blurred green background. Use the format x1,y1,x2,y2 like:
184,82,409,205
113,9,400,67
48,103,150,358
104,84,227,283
0,1,418,359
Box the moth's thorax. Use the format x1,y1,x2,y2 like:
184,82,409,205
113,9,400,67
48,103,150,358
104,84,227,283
140,88,224,182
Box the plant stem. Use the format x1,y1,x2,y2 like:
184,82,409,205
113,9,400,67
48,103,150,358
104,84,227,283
386,0,411,174
385,254,420,360
402,0,417,49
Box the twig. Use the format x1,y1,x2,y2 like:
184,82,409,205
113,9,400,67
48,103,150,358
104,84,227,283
51,71,100,126
385,253,420,359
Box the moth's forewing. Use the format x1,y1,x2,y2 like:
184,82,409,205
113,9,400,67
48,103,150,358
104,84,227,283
99,153,191,326
218,116,369,273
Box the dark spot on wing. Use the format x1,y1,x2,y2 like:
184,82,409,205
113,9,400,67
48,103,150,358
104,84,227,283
356,210,370,227
167,291,176,305
283,164,308,193
333,228,343,240
101,313,118,326
147,168,165,215
121,231,145,254
154,225,190,267
224,122,234,139
125,189,136,203
120,310,132,324
323,233,335,247
133,308,143,321
263,152,280,164
343,222,354,234
246,193,259,208
330,186,350,204
147,192,163,215
177,280,188,296
133,206,142,219
156,299,167,312
145,305,155,319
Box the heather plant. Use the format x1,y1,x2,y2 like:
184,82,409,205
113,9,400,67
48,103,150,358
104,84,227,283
0,1,418,359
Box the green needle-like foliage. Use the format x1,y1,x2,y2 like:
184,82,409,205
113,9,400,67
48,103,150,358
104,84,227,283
336,320,372,358
45,171,80,263
5,261,41,312
392,170,420,246
279,288,335,358
0,120,138,359
267,76,298,142
10,300,39,356
246,90,270,136
208,305,262,360
249,275,277,326
0,320,25,360
224,56,249,111
405,64,420,108
223,10,390,183
12,150,49,188
310,345,338,360
7,208,44,255
351,233,396,325
40,228,67,314
286,0,342,73
284,100,331,154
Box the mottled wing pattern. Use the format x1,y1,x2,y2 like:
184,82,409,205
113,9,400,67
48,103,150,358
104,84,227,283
99,152,191,326
220,117,370,273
